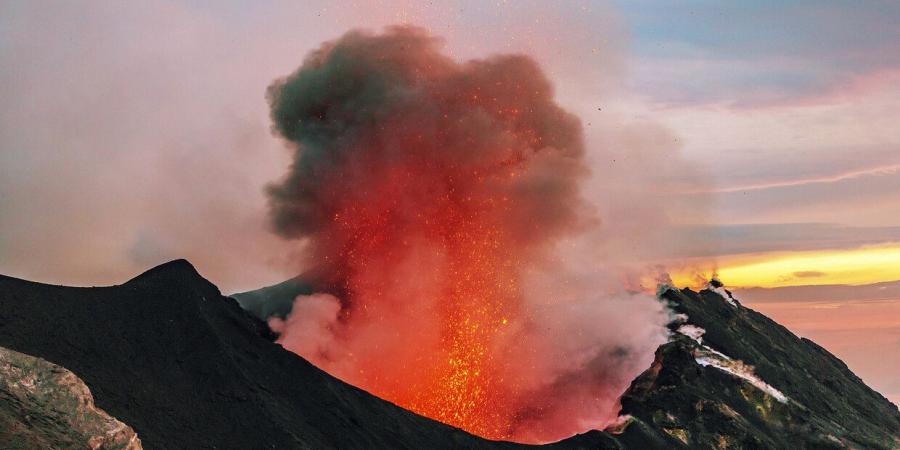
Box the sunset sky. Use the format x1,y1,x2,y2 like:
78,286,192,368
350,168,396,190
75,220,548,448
1,1,898,403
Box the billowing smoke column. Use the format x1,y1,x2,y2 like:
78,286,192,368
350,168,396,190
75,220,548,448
265,26,667,442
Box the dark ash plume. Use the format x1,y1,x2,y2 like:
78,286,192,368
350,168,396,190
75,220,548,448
263,26,666,443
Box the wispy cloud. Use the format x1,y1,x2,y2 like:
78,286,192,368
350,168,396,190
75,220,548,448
669,223,900,258
687,163,900,194
792,270,825,279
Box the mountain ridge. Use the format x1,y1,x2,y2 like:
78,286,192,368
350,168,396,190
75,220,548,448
608,284,900,448
0,260,617,449
0,260,897,449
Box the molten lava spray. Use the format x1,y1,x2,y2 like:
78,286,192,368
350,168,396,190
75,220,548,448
266,26,667,442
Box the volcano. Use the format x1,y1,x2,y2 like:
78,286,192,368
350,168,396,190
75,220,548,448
0,260,898,449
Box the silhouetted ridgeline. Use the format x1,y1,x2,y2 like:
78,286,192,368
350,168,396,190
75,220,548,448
0,260,897,449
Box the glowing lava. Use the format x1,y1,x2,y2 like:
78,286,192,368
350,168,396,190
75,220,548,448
322,163,528,438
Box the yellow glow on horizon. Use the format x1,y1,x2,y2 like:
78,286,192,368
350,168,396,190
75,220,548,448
669,243,900,288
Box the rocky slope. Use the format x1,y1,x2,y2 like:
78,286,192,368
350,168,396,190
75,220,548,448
232,277,313,320
1,261,898,449
0,346,141,450
609,282,900,449
0,260,615,449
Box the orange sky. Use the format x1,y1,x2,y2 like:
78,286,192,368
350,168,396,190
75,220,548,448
669,243,900,289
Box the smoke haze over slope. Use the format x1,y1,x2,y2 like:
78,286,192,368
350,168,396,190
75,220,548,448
263,26,686,442
0,3,713,440
2,0,899,430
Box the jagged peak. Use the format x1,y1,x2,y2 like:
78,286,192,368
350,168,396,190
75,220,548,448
125,259,203,285
702,281,740,307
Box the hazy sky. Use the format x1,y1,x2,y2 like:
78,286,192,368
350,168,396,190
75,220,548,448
1,0,898,402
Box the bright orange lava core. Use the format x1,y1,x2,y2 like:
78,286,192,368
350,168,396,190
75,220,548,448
328,166,524,439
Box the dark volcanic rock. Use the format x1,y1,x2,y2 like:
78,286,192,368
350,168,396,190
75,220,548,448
231,277,315,321
0,260,616,450
2,261,898,449
611,285,900,449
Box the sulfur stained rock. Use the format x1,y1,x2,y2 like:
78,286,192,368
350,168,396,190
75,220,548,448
611,285,900,449
0,346,141,450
